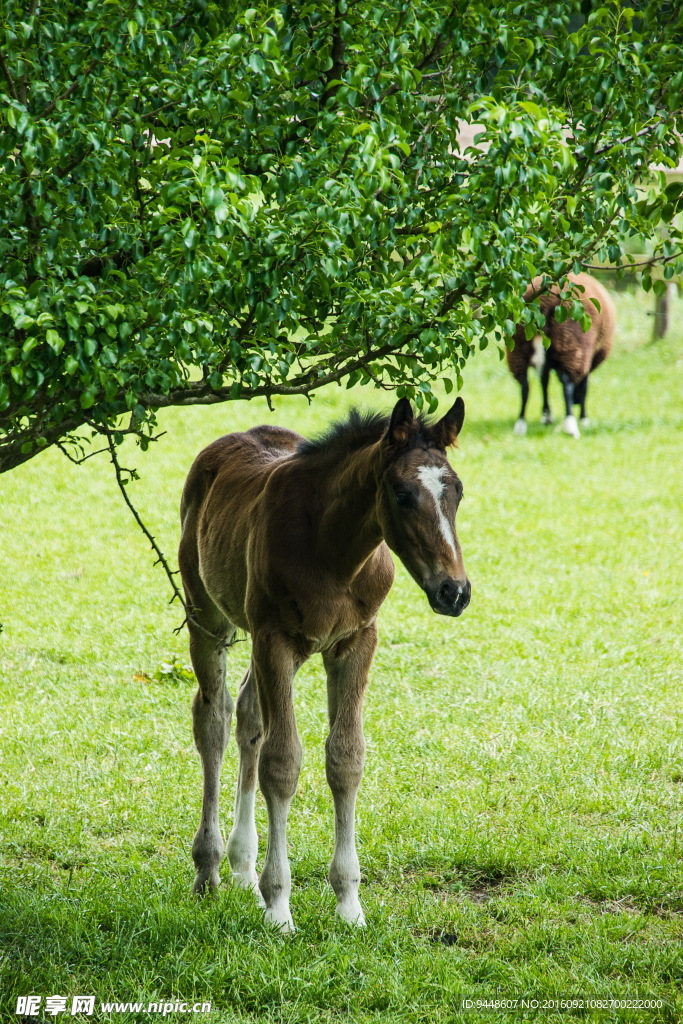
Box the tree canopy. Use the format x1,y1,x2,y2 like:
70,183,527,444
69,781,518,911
1,0,682,473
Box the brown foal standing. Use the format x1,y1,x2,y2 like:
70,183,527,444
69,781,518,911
178,397,470,931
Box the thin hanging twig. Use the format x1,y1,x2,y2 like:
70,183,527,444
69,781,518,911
100,426,223,643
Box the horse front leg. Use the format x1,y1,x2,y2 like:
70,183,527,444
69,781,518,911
559,369,580,438
513,373,529,436
540,359,553,425
251,633,301,932
323,622,378,926
227,664,263,900
189,622,235,893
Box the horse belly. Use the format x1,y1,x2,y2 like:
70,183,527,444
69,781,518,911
550,324,594,383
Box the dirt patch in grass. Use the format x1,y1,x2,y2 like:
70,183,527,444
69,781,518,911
403,862,519,901
578,893,683,919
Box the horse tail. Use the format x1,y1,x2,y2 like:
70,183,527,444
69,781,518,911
178,457,218,603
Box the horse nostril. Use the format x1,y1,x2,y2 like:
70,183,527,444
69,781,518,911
457,580,471,610
437,581,455,606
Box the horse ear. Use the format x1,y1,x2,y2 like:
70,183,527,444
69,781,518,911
387,397,414,446
434,397,465,448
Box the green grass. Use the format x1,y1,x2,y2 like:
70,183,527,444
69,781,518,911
1,288,682,1023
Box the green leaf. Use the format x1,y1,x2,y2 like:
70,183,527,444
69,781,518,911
46,329,64,354
518,100,544,119
1,0,681,473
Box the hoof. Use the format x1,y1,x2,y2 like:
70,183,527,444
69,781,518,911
579,417,590,430
193,869,221,895
231,871,265,907
512,418,527,436
192,829,224,896
335,901,366,927
561,414,580,439
541,411,554,426
264,904,295,933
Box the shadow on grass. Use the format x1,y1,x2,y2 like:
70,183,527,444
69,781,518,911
466,414,683,442
400,853,521,901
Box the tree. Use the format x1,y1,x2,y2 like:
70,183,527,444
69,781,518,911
1,0,682,475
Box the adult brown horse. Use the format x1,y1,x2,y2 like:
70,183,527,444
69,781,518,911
178,397,470,931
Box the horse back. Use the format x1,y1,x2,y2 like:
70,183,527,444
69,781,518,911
545,274,615,381
179,426,303,630
182,425,301,513
511,273,615,383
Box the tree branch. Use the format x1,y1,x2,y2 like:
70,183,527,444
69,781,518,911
574,115,680,162
139,279,472,412
57,441,110,465
0,52,19,100
321,1,347,106
217,306,257,375
41,59,98,118
581,251,683,271
369,2,458,107
0,413,87,474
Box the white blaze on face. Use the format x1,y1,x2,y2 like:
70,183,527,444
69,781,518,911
416,465,457,558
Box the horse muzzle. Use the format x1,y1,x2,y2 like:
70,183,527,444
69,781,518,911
427,577,471,617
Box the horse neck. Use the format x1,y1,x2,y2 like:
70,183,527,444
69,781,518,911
310,441,385,577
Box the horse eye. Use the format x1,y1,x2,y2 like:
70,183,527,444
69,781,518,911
395,491,410,507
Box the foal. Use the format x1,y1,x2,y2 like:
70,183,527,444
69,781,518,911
178,397,470,931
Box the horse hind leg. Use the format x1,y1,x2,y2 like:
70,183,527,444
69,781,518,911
227,664,264,902
323,623,378,926
179,496,235,892
188,611,235,894
251,634,302,933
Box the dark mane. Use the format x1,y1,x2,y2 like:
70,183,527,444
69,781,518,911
297,406,439,458
297,409,389,457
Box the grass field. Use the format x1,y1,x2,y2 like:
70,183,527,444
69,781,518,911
1,288,682,1023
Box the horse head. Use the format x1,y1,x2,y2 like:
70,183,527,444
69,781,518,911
378,397,471,617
